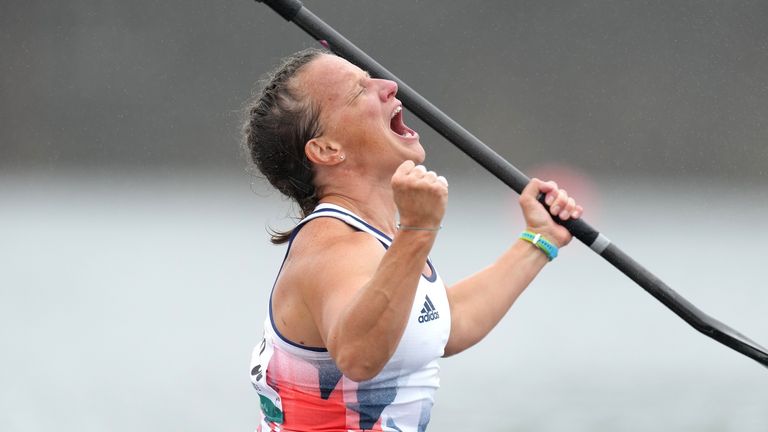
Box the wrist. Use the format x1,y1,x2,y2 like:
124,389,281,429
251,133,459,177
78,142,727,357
396,222,442,232
524,225,565,248
396,216,443,232
394,224,439,242
519,230,558,261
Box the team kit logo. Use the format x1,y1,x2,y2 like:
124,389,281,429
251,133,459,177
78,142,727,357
418,295,439,323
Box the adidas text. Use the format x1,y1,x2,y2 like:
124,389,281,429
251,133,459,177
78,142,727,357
418,310,440,323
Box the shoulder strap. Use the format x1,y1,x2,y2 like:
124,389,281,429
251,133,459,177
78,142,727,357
294,203,393,248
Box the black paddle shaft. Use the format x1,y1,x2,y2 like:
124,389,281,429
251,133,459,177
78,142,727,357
254,0,768,369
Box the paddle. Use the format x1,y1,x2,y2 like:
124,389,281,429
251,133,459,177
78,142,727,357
253,0,768,369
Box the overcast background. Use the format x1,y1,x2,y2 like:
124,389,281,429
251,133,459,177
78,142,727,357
3,0,768,177
2,1,767,431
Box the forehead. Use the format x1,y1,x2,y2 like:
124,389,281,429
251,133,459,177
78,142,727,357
299,54,363,106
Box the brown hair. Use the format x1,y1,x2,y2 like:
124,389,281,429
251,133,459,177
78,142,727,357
242,48,328,244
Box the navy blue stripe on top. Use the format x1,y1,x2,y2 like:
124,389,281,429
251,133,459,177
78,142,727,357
309,208,438,283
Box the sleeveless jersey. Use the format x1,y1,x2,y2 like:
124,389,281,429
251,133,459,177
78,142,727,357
250,203,451,432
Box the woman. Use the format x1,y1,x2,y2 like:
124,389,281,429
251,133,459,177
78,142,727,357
243,48,583,432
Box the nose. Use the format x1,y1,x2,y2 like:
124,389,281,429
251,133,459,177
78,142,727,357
377,79,397,102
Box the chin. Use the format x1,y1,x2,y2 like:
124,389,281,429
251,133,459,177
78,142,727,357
404,145,426,164
387,135,426,165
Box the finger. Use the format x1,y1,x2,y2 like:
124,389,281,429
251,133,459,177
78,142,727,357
437,175,448,187
550,189,568,215
541,181,559,205
520,178,544,200
425,170,438,182
414,164,427,174
539,180,559,194
565,196,576,213
545,191,557,205
395,160,416,176
572,205,584,219
559,197,576,220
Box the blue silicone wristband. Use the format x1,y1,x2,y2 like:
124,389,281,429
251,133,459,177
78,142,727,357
520,231,558,261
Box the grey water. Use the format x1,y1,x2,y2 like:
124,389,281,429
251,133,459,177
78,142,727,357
1,170,766,431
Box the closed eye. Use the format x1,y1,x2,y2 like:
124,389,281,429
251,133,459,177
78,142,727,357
348,84,366,104
347,72,371,104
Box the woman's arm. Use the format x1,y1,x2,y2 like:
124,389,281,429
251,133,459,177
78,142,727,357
299,226,437,381
295,161,448,381
443,178,583,357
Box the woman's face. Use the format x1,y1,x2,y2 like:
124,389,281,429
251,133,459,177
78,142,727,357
299,54,425,175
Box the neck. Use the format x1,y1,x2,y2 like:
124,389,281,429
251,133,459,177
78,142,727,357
316,180,398,236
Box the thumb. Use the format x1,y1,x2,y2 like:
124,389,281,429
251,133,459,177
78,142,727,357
521,178,545,201
521,178,559,205
394,160,416,177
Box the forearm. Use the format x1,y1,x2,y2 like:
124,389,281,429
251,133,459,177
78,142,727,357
443,239,549,356
328,230,436,381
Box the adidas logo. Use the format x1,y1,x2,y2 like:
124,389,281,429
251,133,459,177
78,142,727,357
418,295,440,323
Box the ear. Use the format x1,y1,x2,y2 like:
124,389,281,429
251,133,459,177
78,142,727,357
305,137,344,166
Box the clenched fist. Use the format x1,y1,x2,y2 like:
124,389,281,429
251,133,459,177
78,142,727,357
391,160,448,230
519,178,583,248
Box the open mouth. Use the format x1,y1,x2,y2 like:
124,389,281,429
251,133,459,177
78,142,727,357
389,106,418,139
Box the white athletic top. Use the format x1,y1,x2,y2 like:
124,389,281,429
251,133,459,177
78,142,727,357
250,203,451,432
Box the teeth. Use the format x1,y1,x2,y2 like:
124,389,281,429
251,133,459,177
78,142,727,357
391,106,402,118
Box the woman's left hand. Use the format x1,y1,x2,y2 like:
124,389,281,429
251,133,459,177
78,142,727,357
518,178,583,248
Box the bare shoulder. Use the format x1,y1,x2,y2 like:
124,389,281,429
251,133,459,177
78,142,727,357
271,217,386,348
283,217,385,286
